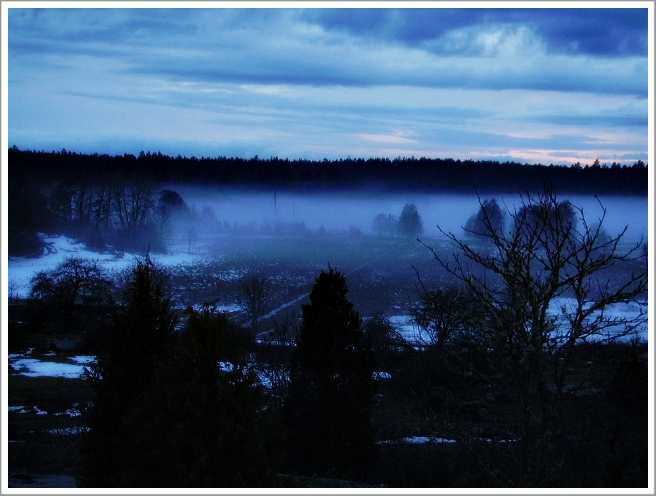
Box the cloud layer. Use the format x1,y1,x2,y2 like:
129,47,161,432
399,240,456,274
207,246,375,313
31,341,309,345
6,5,649,164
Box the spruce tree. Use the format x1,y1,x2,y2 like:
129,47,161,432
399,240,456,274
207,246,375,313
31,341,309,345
112,305,280,487
285,268,376,479
78,255,176,487
79,261,281,487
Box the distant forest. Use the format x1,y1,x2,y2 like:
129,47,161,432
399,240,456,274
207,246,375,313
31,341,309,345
8,146,648,195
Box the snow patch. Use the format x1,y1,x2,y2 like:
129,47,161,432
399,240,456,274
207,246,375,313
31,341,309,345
8,234,206,299
217,303,243,313
377,436,457,445
8,406,29,414
218,361,234,373
70,355,95,364
9,356,89,379
378,436,516,445
55,407,82,417
389,295,647,346
48,427,90,435
387,315,431,346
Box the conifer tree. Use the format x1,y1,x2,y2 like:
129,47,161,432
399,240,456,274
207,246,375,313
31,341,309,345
78,255,176,487
79,260,280,487
111,305,281,487
285,268,376,479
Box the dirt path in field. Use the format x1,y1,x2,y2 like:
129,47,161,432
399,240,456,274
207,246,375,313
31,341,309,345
261,242,406,322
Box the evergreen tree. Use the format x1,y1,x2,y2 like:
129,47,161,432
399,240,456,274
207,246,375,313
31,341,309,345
78,256,176,487
284,268,376,479
79,260,280,487
112,305,280,487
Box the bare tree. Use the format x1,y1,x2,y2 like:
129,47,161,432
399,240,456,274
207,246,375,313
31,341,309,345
412,284,482,353
372,213,397,237
30,257,113,332
92,183,115,233
239,274,272,333
421,187,647,485
112,178,157,231
251,311,298,408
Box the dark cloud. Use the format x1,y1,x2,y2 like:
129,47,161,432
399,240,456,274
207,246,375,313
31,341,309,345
306,8,648,57
519,8,648,57
8,8,648,97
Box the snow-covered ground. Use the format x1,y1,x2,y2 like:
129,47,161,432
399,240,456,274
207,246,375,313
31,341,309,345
387,315,432,346
7,234,647,351
7,234,207,299
547,296,647,342
8,350,94,379
389,295,648,346
7,350,284,394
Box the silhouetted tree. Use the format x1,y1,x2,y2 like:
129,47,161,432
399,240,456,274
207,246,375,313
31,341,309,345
199,205,220,234
8,147,649,196
156,189,189,247
108,304,280,487
413,285,481,354
363,313,411,370
424,187,647,486
8,170,51,256
240,273,271,333
372,213,397,236
398,203,423,238
78,256,176,487
29,257,113,333
514,197,577,246
463,198,504,241
157,189,187,218
111,178,162,253
285,268,376,479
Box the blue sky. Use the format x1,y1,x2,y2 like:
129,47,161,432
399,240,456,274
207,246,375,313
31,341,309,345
4,3,651,164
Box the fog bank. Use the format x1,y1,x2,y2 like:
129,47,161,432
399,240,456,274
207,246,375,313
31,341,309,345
171,186,648,241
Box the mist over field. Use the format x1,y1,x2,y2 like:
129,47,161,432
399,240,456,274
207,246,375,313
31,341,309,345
171,185,649,242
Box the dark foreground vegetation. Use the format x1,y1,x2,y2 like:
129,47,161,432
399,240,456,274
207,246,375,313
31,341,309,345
7,184,648,488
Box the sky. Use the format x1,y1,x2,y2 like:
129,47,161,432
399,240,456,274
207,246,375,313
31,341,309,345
3,2,652,165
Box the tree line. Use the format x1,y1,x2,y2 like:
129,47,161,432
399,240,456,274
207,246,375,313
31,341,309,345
8,145,648,257
9,146,648,194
